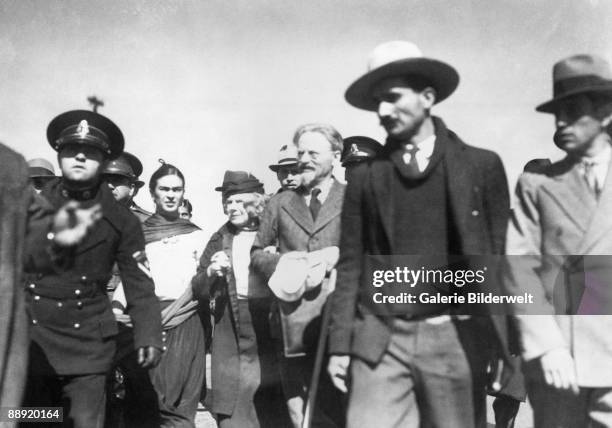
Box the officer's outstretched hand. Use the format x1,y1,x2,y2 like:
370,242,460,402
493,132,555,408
328,354,350,393
52,201,102,247
137,346,162,368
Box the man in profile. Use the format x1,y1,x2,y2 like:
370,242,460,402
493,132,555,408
505,54,612,427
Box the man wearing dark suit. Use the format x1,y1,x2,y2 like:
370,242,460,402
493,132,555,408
327,41,510,428
505,54,612,427
22,110,162,428
252,123,346,428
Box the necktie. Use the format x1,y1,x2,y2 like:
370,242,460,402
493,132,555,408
309,188,322,221
582,161,600,198
403,145,420,177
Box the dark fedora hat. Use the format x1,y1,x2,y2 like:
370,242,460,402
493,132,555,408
536,54,612,113
215,170,264,197
102,151,145,188
47,110,124,159
27,158,56,179
341,136,382,166
345,41,459,111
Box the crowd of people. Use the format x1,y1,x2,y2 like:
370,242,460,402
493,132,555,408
1,40,612,428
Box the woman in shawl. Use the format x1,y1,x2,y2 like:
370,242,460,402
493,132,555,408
113,161,207,427
192,171,288,428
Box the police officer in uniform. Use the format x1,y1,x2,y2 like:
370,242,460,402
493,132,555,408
22,110,163,428
102,151,152,222
340,136,382,182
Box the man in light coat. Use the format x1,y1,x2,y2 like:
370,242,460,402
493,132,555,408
505,54,612,427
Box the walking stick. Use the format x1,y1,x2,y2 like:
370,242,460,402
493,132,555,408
302,269,337,428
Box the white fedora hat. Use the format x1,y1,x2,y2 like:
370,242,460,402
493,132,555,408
345,41,459,111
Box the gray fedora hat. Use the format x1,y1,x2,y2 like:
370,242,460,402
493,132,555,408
536,54,612,113
345,41,459,111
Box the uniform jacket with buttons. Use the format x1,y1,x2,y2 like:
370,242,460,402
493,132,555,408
25,179,162,375
328,117,510,364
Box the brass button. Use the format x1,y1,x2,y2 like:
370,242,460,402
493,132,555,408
57,301,63,308
75,289,81,296
77,301,83,309
29,283,36,289
32,319,38,325
471,210,479,216
80,276,87,283
73,323,80,329
34,295,40,301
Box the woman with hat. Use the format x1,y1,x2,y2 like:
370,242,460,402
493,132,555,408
192,171,287,428
112,161,207,427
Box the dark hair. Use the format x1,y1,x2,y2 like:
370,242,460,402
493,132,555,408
181,198,193,214
149,159,185,193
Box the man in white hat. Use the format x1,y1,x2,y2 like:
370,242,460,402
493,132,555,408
269,144,302,192
504,54,612,427
327,41,510,427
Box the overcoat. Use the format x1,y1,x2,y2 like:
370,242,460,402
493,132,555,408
192,223,276,418
0,144,53,416
25,179,162,375
328,117,510,364
505,156,612,386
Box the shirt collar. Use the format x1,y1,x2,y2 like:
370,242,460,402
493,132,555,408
581,143,612,165
405,134,436,159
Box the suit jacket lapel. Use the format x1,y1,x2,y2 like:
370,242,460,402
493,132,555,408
541,164,595,234
313,180,344,234
579,157,612,253
442,130,474,253
369,156,395,249
282,190,314,234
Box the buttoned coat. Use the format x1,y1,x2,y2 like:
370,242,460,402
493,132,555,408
251,180,346,278
25,179,162,375
328,117,510,364
251,179,345,355
505,156,612,387
192,223,279,419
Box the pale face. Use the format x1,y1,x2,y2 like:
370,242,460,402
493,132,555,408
373,77,434,140
553,94,608,156
296,132,338,189
58,144,105,183
105,174,134,203
151,174,184,216
223,192,255,227
276,164,302,190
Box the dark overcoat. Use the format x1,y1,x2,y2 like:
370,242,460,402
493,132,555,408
192,223,276,417
25,179,162,375
328,117,511,364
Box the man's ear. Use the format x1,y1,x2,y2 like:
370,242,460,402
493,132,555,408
129,184,137,198
421,87,437,109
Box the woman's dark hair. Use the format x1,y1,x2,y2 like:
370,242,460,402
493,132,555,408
149,159,185,193
181,198,193,214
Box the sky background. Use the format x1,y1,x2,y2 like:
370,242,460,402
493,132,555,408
1,0,612,231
